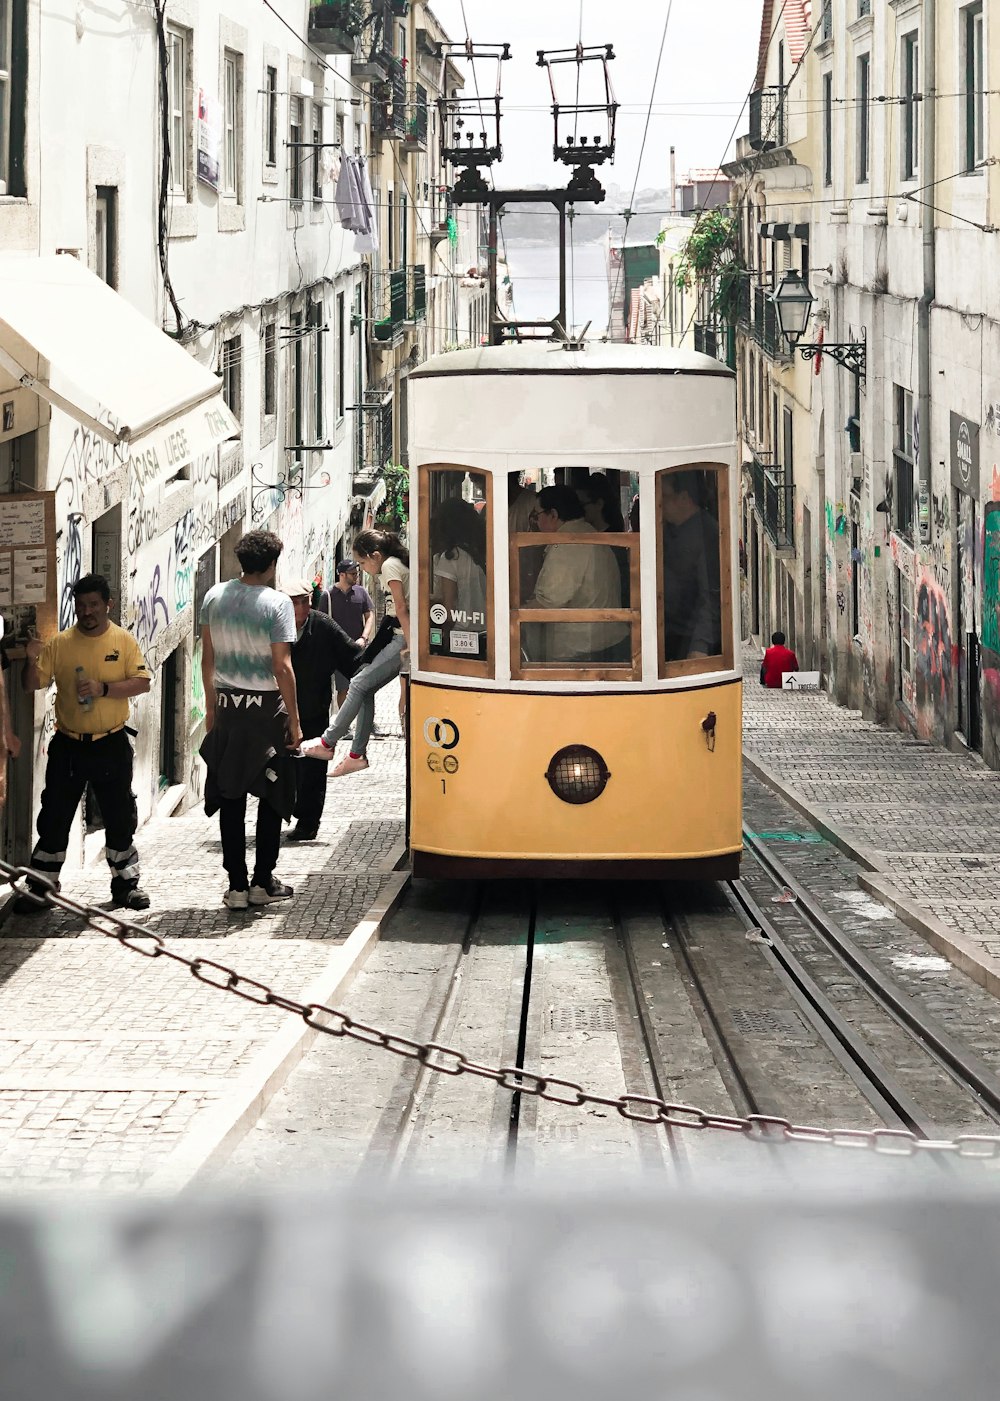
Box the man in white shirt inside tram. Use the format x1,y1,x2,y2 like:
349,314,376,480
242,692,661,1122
524,485,628,663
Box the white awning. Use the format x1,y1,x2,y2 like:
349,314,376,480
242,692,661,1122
0,254,239,479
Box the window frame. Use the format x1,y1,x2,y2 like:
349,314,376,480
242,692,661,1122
898,569,915,705
336,289,346,422
822,71,833,188
94,186,117,288
221,332,242,420
964,2,985,172
312,103,324,204
510,495,640,685
0,0,11,194
222,49,241,199
893,384,915,540
901,31,920,181
656,463,733,682
309,294,325,446
289,95,304,204
262,317,277,420
265,64,278,168
166,24,191,199
418,466,495,679
856,51,871,184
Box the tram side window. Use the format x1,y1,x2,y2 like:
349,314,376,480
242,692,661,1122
657,465,732,677
510,472,639,678
420,466,492,676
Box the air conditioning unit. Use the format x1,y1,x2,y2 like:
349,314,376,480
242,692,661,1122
290,76,313,99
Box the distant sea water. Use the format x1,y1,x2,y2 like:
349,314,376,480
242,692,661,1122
502,241,609,338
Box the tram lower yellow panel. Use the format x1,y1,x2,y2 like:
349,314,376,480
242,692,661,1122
409,680,742,866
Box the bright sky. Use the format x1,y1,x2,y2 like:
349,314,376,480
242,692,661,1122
428,0,764,195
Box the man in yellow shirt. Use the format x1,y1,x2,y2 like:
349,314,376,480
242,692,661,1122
16,573,151,914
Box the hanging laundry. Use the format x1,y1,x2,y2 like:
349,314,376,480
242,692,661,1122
335,156,372,234
353,158,379,254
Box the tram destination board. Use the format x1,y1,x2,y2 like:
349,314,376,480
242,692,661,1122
1,1187,997,1400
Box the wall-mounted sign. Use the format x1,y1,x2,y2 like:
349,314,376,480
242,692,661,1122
197,89,222,191
0,491,57,635
1,401,13,433
951,411,980,496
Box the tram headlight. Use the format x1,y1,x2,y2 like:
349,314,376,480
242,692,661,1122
544,745,610,805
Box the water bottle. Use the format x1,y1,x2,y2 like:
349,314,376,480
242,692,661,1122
75,665,93,710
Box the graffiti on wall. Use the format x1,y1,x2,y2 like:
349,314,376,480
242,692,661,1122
125,508,195,670
983,504,1000,739
914,568,953,718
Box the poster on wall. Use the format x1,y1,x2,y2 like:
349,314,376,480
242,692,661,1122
197,89,222,191
950,411,981,496
0,492,57,637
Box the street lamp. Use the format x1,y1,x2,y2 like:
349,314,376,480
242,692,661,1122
772,269,814,349
771,269,867,379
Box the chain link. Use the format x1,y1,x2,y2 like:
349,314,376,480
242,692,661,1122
5,860,1000,1162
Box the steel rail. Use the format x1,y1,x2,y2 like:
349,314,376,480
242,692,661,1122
742,827,1000,1126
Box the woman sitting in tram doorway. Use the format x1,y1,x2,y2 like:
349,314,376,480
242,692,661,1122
430,496,487,645
299,529,410,775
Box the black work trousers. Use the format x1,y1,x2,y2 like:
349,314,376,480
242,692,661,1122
30,729,140,895
293,712,330,831
218,794,283,891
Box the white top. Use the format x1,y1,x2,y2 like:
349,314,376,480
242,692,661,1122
433,547,487,631
527,519,627,660
381,556,410,618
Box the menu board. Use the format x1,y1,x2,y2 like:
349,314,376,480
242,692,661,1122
0,492,58,637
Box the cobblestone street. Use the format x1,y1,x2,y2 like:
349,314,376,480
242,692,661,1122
0,690,406,1190
743,651,1000,982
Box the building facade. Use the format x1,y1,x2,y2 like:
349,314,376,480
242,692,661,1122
0,0,481,875
728,0,1000,774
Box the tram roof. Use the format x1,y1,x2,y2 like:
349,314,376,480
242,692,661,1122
410,342,734,380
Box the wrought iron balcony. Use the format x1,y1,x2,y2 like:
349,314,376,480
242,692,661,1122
694,323,719,359
749,459,794,549
308,1,366,55
752,284,786,359
351,0,393,80
749,85,787,152
372,268,407,343
354,380,393,472
403,85,429,151
406,265,426,322
371,58,407,138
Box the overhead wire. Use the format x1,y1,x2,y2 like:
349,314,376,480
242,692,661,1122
608,1,675,336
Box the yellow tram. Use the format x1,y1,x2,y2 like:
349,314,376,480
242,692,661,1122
407,342,741,880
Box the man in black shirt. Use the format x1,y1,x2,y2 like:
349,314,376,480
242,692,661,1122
283,580,361,841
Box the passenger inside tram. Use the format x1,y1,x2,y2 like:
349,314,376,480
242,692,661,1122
430,497,487,639
577,471,630,604
509,473,544,602
523,484,628,664
660,469,722,661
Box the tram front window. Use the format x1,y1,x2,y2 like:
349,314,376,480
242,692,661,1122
511,474,639,679
420,467,492,677
657,465,732,676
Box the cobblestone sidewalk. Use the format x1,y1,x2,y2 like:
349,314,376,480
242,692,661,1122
742,649,1000,972
0,689,407,1190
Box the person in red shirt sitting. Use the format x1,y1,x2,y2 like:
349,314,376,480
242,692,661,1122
760,631,799,688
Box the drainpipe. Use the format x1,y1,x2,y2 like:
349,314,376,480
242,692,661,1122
917,0,936,546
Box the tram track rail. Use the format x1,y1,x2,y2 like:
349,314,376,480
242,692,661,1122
732,828,1000,1143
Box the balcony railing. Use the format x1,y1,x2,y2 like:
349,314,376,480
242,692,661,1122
752,284,786,359
894,453,915,541
372,268,407,342
750,459,794,550
354,381,393,471
694,323,719,359
372,59,407,138
308,1,365,55
351,1,393,79
403,85,429,150
406,265,426,322
749,85,787,151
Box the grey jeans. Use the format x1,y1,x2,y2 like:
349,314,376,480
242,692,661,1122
321,631,405,756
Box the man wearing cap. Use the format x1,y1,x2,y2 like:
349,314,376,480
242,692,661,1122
328,560,374,708
285,579,362,842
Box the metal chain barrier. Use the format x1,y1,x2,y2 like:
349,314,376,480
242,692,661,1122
6,860,1000,1161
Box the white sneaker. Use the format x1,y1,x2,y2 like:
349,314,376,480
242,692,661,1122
224,888,249,911
249,880,294,905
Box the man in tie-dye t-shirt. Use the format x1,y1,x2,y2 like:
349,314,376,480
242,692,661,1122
200,531,301,911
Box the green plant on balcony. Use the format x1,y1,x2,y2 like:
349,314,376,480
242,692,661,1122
659,208,744,323
376,463,409,531
309,0,367,37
